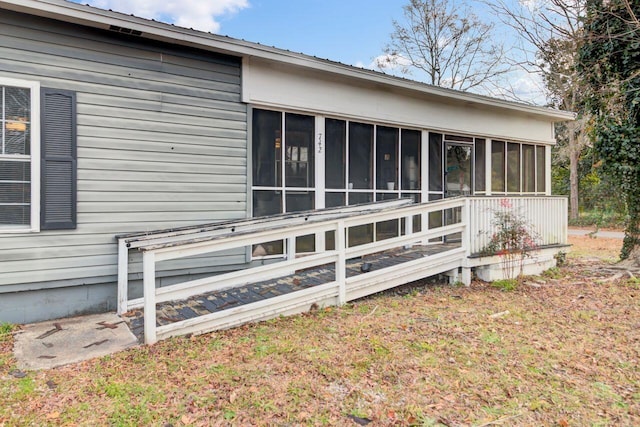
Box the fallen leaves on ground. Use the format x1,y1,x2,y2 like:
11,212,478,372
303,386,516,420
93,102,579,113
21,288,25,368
0,239,638,426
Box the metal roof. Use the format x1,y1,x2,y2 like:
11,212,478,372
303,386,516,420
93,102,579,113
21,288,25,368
0,0,575,122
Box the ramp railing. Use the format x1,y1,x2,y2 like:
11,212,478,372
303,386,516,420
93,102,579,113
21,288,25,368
117,197,468,344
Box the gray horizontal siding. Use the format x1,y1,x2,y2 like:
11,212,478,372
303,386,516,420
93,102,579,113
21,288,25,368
81,138,246,158
0,50,241,98
79,191,245,202
79,150,246,169
2,252,245,274
78,104,246,131
77,170,246,183
78,181,244,193
0,19,240,79
0,10,248,295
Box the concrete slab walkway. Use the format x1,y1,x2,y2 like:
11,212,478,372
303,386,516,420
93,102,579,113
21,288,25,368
13,312,138,370
568,227,625,239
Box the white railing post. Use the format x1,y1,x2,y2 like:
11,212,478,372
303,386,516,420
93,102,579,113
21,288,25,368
286,236,296,260
316,231,326,253
143,251,157,345
420,209,429,246
462,198,471,257
460,197,472,285
403,213,413,248
336,220,346,305
117,239,129,315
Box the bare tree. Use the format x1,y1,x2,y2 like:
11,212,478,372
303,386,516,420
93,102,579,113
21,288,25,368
623,0,640,28
377,0,510,93
487,0,588,220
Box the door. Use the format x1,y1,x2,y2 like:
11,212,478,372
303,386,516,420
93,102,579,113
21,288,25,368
444,143,472,241
445,143,472,197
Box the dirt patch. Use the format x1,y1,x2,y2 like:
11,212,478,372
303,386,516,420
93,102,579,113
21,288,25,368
568,234,623,262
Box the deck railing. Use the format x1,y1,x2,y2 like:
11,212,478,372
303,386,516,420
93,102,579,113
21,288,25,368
466,196,568,255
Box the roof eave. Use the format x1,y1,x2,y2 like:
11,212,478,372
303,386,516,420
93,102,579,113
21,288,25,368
0,0,576,122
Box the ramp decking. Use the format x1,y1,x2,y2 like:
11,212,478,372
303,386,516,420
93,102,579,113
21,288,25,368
127,243,460,342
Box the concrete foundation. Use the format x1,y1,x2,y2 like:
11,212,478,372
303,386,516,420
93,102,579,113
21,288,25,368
473,247,566,282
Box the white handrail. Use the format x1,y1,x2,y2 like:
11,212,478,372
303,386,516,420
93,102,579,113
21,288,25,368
126,197,466,343
116,198,415,314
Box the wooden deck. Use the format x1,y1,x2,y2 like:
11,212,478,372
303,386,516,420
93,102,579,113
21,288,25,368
127,243,459,342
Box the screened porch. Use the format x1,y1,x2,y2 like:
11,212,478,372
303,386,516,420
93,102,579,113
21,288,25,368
250,108,551,252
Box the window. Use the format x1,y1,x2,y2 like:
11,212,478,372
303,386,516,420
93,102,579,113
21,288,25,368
331,122,421,244
491,140,505,193
506,142,520,192
251,109,316,255
376,126,398,191
324,119,422,203
474,139,486,193
536,145,546,193
490,140,547,195
251,109,315,216
522,144,535,192
0,79,76,233
0,79,40,231
348,121,373,190
428,132,443,192
325,118,346,189
253,111,423,250
401,129,421,191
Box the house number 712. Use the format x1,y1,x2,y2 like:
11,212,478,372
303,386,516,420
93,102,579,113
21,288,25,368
317,133,323,154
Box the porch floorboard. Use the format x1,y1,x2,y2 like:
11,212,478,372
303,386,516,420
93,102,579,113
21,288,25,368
127,242,459,342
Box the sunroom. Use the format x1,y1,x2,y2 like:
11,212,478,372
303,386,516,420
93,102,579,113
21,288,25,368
234,54,571,285
249,108,552,255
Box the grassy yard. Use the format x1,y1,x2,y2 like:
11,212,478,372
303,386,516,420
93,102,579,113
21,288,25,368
1,236,638,426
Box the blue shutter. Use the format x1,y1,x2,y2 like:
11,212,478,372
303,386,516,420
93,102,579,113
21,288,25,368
40,88,76,230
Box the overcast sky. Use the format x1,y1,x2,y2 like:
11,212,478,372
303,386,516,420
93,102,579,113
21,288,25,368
68,0,545,104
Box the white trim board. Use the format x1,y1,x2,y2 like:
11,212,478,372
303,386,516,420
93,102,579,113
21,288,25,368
245,61,558,145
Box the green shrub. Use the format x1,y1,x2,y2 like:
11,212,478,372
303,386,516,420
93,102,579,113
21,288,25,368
554,251,567,267
491,278,518,291
568,210,627,229
0,322,14,340
542,267,562,279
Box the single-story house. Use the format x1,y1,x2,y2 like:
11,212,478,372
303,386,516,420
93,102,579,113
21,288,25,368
0,0,573,325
